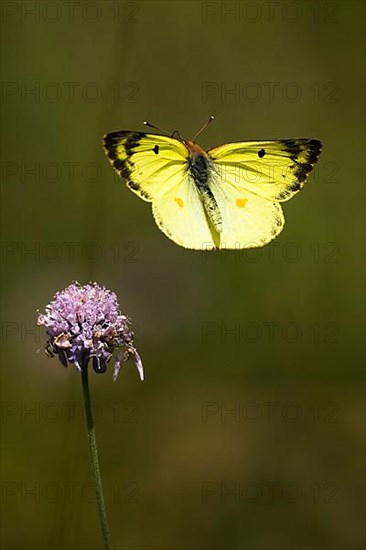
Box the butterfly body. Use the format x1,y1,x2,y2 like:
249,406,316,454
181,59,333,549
103,129,322,250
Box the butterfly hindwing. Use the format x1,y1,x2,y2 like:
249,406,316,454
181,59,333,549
208,170,284,248
152,176,217,249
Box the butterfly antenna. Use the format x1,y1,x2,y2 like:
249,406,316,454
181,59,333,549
192,115,215,142
143,120,170,135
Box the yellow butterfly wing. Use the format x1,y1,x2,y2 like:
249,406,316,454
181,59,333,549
103,131,216,249
207,139,322,248
151,175,216,249
208,139,322,202
207,175,284,248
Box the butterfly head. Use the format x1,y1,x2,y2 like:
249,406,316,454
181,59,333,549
183,139,207,157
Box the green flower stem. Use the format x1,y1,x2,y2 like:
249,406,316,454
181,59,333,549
81,366,112,550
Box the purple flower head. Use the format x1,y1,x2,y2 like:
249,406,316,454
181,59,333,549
37,282,144,381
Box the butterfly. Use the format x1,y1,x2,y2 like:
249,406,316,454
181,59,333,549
103,117,322,250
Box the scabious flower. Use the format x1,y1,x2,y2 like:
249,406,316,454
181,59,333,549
37,282,143,381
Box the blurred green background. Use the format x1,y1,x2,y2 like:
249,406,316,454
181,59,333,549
1,1,365,549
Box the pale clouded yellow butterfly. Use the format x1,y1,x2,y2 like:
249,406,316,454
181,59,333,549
103,117,321,250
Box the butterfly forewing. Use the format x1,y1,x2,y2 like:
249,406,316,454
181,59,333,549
208,139,322,202
104,131,189,201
